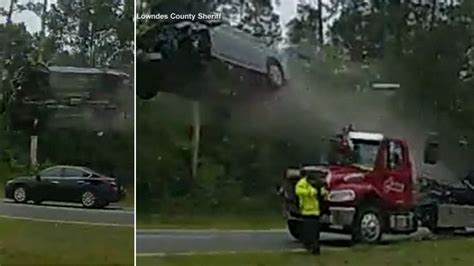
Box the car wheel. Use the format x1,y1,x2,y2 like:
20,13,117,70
266,59,285,89
13,186,28,203
81,190,97,208
352,206,383,244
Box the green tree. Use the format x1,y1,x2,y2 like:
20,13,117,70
46,0,133,67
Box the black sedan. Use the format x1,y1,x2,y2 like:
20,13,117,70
5,165,125,208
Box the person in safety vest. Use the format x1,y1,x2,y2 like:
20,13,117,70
295,169,328,255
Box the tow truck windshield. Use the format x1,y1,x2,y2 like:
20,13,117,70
350,139,380,170
325,138,380,170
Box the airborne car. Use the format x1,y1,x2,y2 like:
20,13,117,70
137,20,288,99
5,165,125,208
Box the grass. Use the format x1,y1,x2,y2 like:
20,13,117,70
0,217,134,265
119,186,135,209
137,213,284,229
138,237,474,266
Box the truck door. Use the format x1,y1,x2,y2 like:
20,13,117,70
383,140,413,207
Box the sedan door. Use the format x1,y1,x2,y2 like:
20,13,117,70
61,167,91,202
224,26,268,73
244,32,270,72
38,167,65,201
209,25,246,65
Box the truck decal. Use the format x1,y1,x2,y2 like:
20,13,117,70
384,177,405,193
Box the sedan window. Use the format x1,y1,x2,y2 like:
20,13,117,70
40,167,62,177
63,168,88,178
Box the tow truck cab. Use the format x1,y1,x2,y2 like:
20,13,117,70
283,130,419,243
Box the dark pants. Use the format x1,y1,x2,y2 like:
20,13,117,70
301,215,320,254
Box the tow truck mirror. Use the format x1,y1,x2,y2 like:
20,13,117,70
286,168,300,178
424,140,439,165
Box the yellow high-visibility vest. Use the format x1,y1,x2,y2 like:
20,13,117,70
295,177,326,216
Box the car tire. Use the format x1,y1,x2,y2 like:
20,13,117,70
13,185,28,203
81,190,98,208
266,59,285,89
352,206,383,244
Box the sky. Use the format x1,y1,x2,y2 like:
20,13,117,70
0,0,57,33
2,0,323,33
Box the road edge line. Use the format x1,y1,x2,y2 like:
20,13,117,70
0,214,134,227
136,228,287,233
137,248,308,257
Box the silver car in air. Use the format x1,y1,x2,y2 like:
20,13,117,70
145,20,288,89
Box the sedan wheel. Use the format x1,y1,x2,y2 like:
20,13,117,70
81,191,96,208
13,186,27,203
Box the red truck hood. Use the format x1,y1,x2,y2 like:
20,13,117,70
318,165,369,189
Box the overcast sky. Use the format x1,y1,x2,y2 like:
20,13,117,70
1,0,321,33
0,0,57,33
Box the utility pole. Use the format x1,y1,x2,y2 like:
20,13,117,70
191,101,201,179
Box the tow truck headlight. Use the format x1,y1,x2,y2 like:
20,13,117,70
328,189,356,202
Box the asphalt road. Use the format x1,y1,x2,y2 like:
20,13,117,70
0,199,134,226
136,228,433,255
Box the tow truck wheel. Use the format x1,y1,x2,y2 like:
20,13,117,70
287,220,302,241
352,206,383,244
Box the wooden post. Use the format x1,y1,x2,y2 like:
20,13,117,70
191,101,200,179
30,119,39,168
30,136,38,167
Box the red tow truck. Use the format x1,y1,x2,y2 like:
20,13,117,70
280,127,474,243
